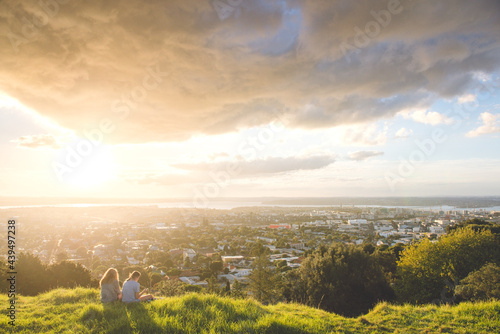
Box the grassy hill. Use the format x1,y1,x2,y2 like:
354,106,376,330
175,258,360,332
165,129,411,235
1,288,499,333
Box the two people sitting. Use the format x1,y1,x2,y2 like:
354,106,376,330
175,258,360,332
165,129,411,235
100,268,154,303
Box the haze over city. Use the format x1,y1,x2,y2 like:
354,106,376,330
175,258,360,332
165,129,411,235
1,0,500,200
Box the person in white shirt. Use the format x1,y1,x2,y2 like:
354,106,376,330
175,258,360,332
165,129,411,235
121,271,154,303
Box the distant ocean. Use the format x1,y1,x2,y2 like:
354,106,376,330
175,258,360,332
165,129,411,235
1,201,499,212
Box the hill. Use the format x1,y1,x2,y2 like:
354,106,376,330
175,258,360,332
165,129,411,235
1,288,499,333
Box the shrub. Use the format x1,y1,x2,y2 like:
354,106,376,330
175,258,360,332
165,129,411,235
456,263,500,301
395,228,500,304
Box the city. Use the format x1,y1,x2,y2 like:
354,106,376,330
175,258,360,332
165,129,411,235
2,204,498,291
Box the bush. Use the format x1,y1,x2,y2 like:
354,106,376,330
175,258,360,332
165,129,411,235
156,279,186,297
456,263,500,301
283,243,394,317
47,261,95,289
395,228,500,304
1,253,95,296
16,252,50,295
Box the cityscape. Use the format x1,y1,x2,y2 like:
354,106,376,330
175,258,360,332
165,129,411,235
2,200,498,289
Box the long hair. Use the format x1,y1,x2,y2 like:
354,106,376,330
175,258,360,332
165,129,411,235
100,268,119,287
125,271,141,282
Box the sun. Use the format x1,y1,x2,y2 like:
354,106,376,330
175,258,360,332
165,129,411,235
63,147,116,189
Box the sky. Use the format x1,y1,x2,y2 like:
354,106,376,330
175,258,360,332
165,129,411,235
1,0,500,203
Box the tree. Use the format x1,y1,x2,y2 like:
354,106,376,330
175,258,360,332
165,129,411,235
183,257,192,269
17,252,49,296
75,246,88,259
150,273,163,287
447,219,500,241
275,260,290,273
167,268,181,276
251,242,270,257
371,247,398,283
362,243,375,255
91,256,101,270
230,279,246,299
0,260,10,293
456,263,500,301
47,261,94,289
249,255,281,304
145,251,171,267
395,227,500,304
388,243,406,261
55,250,69,263
283,244,394,317
209,261,223,276
156,279,186,297
206,276,220,295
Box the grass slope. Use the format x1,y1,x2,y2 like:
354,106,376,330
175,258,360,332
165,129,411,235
0,288,499,333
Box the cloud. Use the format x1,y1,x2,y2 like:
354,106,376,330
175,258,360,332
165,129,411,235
12,134,62,149
395,127,413,139
341,123,388,146
175,155,336,176
466,112,500,137
0,0,499,143
458,94,477,104
400,109,454,126
348,150,384,161
124,154,335,187
207,152,230,161
124,172,199,187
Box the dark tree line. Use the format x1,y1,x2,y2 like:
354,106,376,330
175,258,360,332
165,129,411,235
282,243,395,317
0,252,96,296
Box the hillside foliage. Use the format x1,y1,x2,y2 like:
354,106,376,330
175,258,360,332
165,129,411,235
395,228,500,304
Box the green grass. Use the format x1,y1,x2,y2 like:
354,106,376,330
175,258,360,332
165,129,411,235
0,288,499,333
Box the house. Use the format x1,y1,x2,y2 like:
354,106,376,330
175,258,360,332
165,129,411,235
257,237,276,243
348,219,369,227
289,242,305,250
169,249,183,258
179,276,201,285
429,225,445,234
221,256,244,264
183,249,196,261
127,256,140,265
217,274,237,283
269,225,290,229
93,244,108,256
232,268,252,277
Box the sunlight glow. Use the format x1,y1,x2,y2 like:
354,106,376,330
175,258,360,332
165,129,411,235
64,149,116,189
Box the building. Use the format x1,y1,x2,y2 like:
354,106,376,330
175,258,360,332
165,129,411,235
183,249,196,261
348,219,369,227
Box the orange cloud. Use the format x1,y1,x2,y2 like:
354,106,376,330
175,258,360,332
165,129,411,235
0,0,499,144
